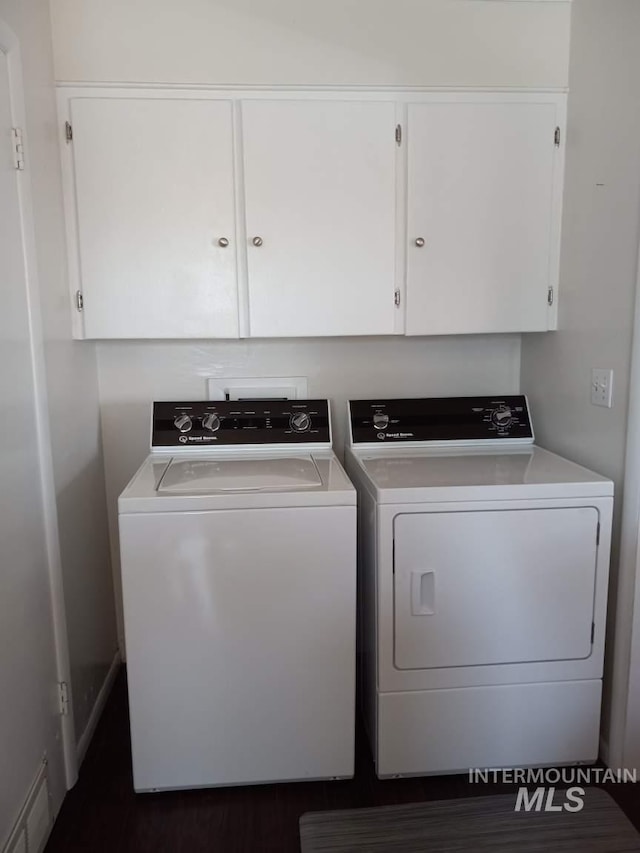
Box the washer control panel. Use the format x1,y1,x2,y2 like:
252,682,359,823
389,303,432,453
349,396,533,444
152,400,330,448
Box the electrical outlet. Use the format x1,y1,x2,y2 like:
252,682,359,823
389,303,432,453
591,368,614,408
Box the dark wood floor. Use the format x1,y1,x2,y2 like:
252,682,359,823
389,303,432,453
46,668,640,852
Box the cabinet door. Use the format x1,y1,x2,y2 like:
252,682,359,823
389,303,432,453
406,98,564,335
69,98,238,338
242,100,397,337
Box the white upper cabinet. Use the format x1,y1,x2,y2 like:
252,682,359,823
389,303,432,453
66,97,238,339
241,100,397,337
59,89,566,339
405,95,565,335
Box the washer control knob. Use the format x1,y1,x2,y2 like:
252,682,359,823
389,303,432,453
202,413,221,432
373,413,390,430
491,405,513,428
174,413,193,433
290,412,312,433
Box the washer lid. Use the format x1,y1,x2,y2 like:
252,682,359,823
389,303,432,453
157,455,322,494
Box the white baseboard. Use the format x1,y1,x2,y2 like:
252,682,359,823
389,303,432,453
76,650,121,766
2,757,51,853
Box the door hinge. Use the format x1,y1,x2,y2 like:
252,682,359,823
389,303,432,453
547,286,554,306
75,290,84,312
11,127,24,170
591,622,595,644
395,124,402,146
394,289,401,307
596,521,601,546
554,126,561,147
57,681,70,716
65,121,73,143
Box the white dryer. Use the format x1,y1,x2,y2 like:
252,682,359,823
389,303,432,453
118,399,356,792
344,396,613,777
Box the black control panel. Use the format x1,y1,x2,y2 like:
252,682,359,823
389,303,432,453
349,396,533,444
152,400,331,448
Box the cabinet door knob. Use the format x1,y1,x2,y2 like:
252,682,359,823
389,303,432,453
217,237,229,248
414,237,425,248
252,236,264,247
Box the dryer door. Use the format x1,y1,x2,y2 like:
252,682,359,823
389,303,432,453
393,507,599,670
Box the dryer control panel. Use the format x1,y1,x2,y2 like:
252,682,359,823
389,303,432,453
152,400,331,448
349,396,533,444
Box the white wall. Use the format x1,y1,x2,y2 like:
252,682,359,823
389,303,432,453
48,0,571,650
520,0,640,756
0,0,117,755
49,0,571,88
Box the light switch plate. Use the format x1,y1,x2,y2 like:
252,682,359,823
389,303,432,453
591,368,614,408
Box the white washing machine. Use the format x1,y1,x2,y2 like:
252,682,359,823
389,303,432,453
118,399,356,792
344,396,613,777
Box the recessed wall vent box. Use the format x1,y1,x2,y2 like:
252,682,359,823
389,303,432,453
207,376,308,401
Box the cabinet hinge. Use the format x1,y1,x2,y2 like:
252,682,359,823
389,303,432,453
11,127,24,170
394,289,401,307
57,681,70,716
395,124,402,147
591,622,595,645
75,290,84,312
65,121,73,143
554,126,561,147
596,521,601,546
547,286,554,306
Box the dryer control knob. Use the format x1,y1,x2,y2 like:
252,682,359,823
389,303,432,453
174,413,193,433
491,405,513,428
202,413,221,432
290,412,312,433
373,413,390,430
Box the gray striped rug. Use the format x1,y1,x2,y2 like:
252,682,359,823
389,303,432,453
300,789,640,852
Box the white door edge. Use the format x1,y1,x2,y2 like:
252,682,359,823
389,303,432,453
611,228,640,771
0,17,78,789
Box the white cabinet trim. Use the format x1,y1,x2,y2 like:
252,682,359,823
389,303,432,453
57,83,569,94
232,100,250,338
